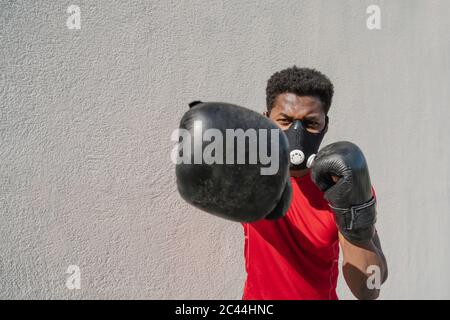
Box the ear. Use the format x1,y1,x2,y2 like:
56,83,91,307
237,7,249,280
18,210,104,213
263,110,270,118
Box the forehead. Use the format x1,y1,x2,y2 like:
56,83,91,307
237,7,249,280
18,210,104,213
272,93,324,117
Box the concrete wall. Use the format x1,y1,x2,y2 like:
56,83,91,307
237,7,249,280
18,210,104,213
1,0,449,299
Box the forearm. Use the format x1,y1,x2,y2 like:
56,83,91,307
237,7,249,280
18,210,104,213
310,142,388,299
340,231,388,300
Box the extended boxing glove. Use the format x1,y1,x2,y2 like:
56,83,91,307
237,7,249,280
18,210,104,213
310,141,377,244
174,101,292,222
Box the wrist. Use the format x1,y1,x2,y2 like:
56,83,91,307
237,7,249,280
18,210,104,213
331,197,377,244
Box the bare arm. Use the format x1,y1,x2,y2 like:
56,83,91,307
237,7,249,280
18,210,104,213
339,229,388,300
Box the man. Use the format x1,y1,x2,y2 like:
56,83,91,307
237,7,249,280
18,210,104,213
242,66,388,300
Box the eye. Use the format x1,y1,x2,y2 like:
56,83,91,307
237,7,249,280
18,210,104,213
278,118,291,125
305,121,319,128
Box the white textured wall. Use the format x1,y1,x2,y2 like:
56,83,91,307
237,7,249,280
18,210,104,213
1,0,449,299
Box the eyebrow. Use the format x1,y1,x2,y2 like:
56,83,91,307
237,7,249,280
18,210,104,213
277,113,293,120
304,114,320,121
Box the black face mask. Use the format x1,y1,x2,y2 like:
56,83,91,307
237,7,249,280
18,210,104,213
283,117,328,170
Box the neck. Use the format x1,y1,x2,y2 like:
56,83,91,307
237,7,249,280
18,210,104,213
290,168,310,178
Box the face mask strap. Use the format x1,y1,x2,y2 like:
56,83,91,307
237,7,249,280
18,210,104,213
321,116,329,134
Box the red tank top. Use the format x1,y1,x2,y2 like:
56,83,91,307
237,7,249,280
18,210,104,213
242,172,339,300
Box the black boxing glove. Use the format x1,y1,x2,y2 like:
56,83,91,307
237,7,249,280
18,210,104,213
264,179,292,220
174,101,292,222
310,141,377,244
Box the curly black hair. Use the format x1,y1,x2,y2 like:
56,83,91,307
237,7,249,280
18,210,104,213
266,66,334,114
